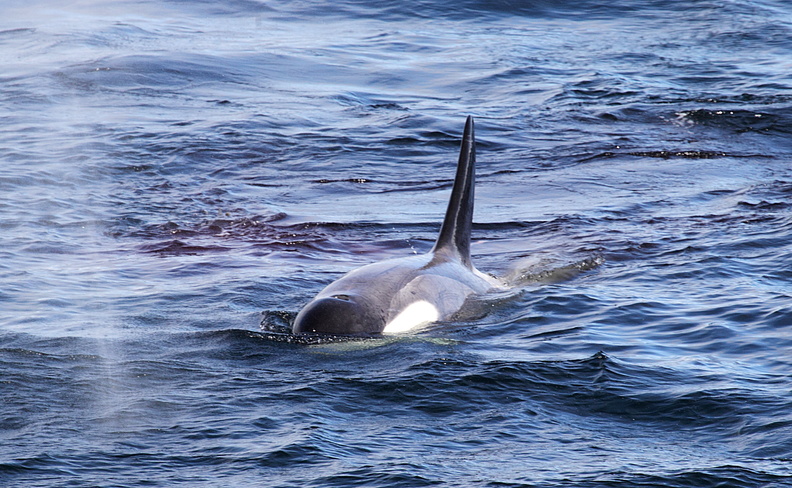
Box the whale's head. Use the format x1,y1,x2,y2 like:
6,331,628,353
292,293,384,335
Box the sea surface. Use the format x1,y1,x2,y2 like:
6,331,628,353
2,0,792,486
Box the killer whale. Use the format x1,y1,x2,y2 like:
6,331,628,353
293,116,501,335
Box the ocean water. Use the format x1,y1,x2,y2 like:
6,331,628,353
2,0,792,486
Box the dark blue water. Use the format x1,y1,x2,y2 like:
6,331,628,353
2,0,792,486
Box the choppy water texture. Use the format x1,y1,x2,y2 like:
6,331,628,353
2,0,792,486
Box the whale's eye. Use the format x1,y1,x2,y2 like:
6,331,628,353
331,294,351,301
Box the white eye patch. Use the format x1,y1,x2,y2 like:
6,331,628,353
382,300,440,334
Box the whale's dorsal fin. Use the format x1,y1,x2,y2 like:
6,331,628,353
431,116,476,268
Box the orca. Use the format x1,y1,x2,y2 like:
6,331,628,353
293,116,502,335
